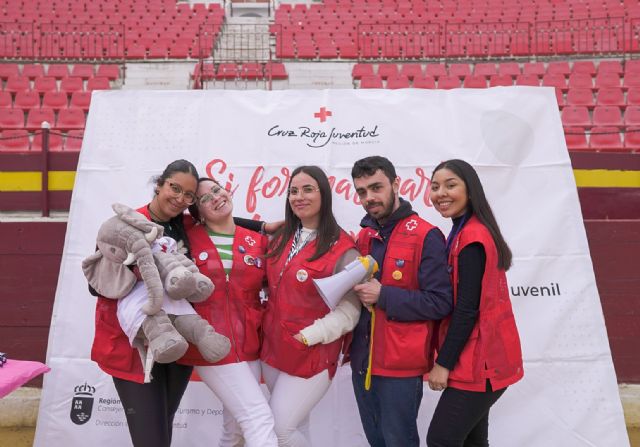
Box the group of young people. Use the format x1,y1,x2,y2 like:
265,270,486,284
88,155,523,447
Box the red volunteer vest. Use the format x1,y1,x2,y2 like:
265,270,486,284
356,215,436,377
180,224,267,366
91,205,154,383
260,231,355,379
438,215,524,392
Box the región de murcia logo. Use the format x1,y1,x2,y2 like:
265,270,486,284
70,382,95,425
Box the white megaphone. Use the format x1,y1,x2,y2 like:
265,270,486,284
313,255,379,310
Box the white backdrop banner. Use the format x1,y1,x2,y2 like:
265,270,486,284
35,88,628,446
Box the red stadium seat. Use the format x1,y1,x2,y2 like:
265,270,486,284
595,72,621,89
96,65,121,81
561,106,591,127
412,75,436,89
624,106,640,126
596,88,624,107
625,60,640,75
386,75,410,89
47,64,70,79
71,64,95,79
0,130,29,151
564,127,589,150
592,106,623,127
86,77,110,91
515,74,540,86
400,64,423,80
589,126,623,151
0,64,19,80
572,61,596,75
598,60,623,75
425,64,447,78
264,63,288,80
547,61,571,76
5,76,30,93
0,91,11,108
489,74,514,87
70,92,92,111
32,131,64,151
64,130,84,151
542,73,567,91
33,77,58,94
42,91,69,111
26,107,55,130
438,75,461,89
14,91,40,111
60,77,84,93
463,75,487,88
360,75,383,89
567,73,594,90
497,62,520,77
627,88,640,106
448,63,471,78
377,63,399,80
566,88,595,108
522,62,545,77
216,63,239,80
474,63,497,77
22,64,45,79
56,108,86,130
623,73,640,90
623,126,640,151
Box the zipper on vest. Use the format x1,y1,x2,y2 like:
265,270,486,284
226,261,241,363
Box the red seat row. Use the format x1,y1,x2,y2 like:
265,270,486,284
0,91,91,112
0,107,86,130
0,129,83,151
0,63,120,81
1,76,111,93
192,63,289,82
565,126,640,152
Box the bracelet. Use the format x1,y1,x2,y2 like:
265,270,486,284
260,221,267,235
300,333,309,346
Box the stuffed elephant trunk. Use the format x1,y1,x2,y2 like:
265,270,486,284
128,236,164,316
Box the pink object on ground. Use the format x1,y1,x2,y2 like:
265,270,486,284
0,359,50,398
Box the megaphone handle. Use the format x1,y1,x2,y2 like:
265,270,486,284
364,307,375,391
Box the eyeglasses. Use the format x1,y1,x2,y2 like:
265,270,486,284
167,181,197,205
288,185,320,197
198,184,224,205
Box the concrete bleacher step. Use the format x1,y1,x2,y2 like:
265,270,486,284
285,62,354,89
122,62,195,90
214,17,272,62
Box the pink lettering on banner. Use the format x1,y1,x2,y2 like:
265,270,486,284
205,158,433,215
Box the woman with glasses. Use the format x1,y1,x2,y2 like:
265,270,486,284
90,160,271,447
179,177,278,447
260,165,362,446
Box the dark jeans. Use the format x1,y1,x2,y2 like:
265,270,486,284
113,362,193,447
426,384,507,447
352,372,423,447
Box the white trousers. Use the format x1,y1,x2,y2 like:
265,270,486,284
261,362,332,447
196,360,277,447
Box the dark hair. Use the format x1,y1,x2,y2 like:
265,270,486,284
152,159,199,258
432,159,513,271
267,166,342,262
187,177,221,222
351,155,397,183
152,159,199,191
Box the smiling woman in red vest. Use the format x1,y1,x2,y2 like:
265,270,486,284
180,177,278,447
427,159,524,447
260,165,361,447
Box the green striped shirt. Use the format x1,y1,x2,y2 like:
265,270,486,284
207,229,234,274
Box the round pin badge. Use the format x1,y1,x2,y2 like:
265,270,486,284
395,259,405,268
238,245,246,254
296,269,309,282
392,270,403,280
244,255,255,266
198,252,208,261
255,257,263,268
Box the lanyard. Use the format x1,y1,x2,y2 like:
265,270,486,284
285,225,316,266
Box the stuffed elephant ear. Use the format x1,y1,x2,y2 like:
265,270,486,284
82,250,138,299
112,203,164,241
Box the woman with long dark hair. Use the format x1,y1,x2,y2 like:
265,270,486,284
260,165,362,446
90,160,272,447
427,159,523,447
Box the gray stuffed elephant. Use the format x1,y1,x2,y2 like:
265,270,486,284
82,203,231,372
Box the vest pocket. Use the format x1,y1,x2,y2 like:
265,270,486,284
380,320,429,371
243,304,264,356
448,328,479,383
93,305,134,372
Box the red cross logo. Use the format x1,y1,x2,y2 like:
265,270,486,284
314,107,332,123
405,219,418,231
245,236,256,247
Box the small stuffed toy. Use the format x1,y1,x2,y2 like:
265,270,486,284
82,203,231,381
